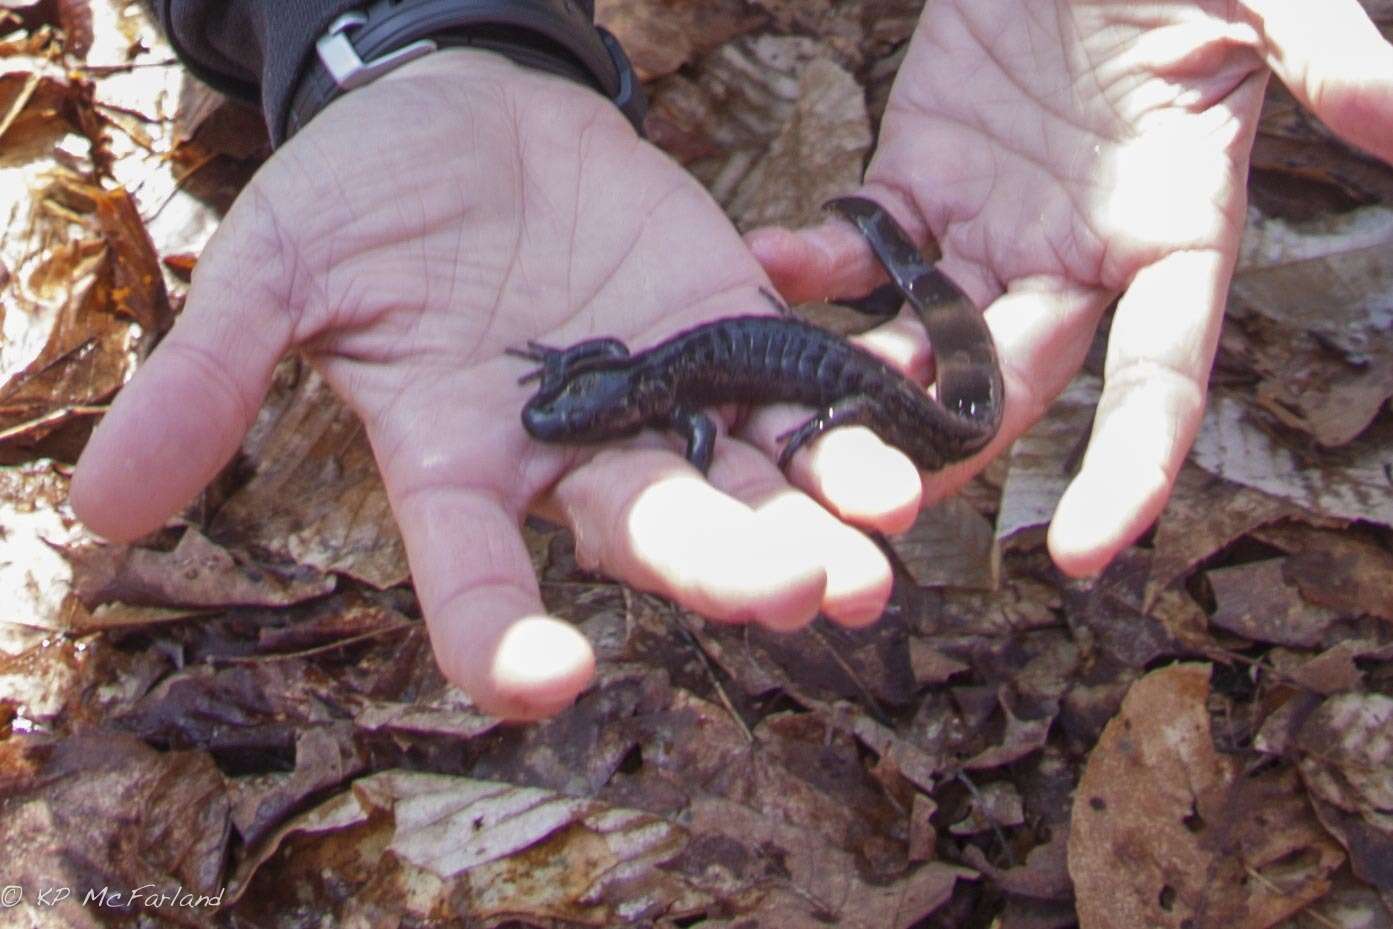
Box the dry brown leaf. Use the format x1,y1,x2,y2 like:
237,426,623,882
0,102,145,448
1207,558,1344,646
1253,523,1393,623
682,795,975,929
960,825,1072,902
997,375,1097,549
1229,207,1393,446
1145,463,1326,600
1191,390,1393,528
726,55,871,230
890,495,998,591
647,34,846,204
1069,664,1344,929
597,0,766,81
61,526,335,615
0,732,230,927
948,780,1023,835
0,460,89,632
210,366,407,588
230,767,966,927
1294,694,1393,891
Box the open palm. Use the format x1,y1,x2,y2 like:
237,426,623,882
72,51,899,719
751,0,1393,574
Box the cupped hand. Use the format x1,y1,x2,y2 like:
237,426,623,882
748,0,1393,576
70,50,901,719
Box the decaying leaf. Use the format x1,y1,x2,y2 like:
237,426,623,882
1294,693,1393,890
1069,664,1344,929
60,526,336,619
1253,523,1393,623
725,55,871,230
1206,558,1343,647
597,0,766,81
1145,463,1328,601
1229,207,1393,446
8,2,1393,928
210,366,407,589
0,732,230,927
997,375,1098,548
1191,390,1393,528
890,495,998,591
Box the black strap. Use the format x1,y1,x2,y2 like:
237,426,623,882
284,0,646,143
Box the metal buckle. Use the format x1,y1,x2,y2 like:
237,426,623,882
316,11,440,92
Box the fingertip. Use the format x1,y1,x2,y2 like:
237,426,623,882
745,217,889,305
794,428,923,533
1047,462,1171,578
438,614,596,721
749,492,892,628
486,616,597,719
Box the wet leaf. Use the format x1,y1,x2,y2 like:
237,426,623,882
0,732,230,927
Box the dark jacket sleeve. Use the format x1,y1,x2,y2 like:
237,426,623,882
159,1,607,145
158,1,360,142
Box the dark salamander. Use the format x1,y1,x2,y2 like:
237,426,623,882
510,197,1004,474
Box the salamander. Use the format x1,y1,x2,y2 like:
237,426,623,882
510,196,1003,474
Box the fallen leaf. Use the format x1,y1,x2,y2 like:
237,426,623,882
890,495,998,591
61,526,336,615
1190,390,1393,529
1207,558,1344,646
1069,663,1344,929
210,366,407,589
726,55,871,230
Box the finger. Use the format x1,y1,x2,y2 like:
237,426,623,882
740,413,925,535
394,481,594,720
1048,249,1230,576
70,211,296,541
1248,0,1393,161
543,445,829,631
701,437,893,627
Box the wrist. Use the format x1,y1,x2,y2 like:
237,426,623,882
280,0,644,146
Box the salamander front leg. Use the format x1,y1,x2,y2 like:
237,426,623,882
831,281,903,320
776,395,877,470
506,337,631,390
667,406,718,474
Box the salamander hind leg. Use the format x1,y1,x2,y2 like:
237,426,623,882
506,337,631,388
776,395,878,470
667,406,718,474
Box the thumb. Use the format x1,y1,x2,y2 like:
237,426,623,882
71,196,297,541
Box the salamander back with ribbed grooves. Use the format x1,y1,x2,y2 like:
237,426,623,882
511,195,1004,475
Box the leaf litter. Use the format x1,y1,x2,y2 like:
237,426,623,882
1,1,1392,927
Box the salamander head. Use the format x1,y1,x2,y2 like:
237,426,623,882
521,365,654,442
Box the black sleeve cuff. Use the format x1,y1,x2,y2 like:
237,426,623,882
159,1,380,141
157,1,619,148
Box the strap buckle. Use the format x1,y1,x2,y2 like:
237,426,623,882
316,11,439,91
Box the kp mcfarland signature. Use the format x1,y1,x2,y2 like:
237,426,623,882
2,882,224,910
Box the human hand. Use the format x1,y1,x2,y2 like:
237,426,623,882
69,49,910,719
747,0,1393,576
